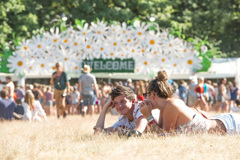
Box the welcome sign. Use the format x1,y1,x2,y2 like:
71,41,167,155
82,58,135,73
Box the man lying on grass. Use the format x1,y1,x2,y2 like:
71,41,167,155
93,85,160,137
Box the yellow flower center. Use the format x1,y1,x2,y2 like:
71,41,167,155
163,35,166,38
83,32,86,35
45,37,48,39
29,66,32,70
123,31,126,34
184,49,187,52
111,53,114,56
64,39,68,43
41,64,44,68
17,61,23,66
100,47,104,51
150,40,155,45
154,51,157,55
97,31,101,34
37,45,41,48
169,44,173,47
138,32,142,35
113,42,117,46
54,39,58,42
70,31,73,34
132,49,135,53
191,49,194,52
144,61,148,65
162,58,165,62
87,45,91,49
75,66,78,70
24,46,28,50
64,58,68,61
137,69,140,72
173,64,177,67
52,66,56,70
31,56,34,58
121,54,124,57
188,60,193,65
74,42,78,46
142,49,145,53
127,39,131,42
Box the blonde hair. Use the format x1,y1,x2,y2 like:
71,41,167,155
24,91,35,110
147,71,173,98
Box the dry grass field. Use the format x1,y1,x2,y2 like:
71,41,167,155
1,113,240,160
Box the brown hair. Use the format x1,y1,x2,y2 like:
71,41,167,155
110,86,135,101
0,89,8,98
147,71,173,98
24,91,35,110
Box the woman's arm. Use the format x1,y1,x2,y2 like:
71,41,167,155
139,101,163,134
133,116,148,133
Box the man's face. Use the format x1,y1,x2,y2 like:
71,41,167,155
113,95,132,115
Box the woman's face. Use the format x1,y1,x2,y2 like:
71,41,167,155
144,91,157,109
113,95,132,115
56,63,63,71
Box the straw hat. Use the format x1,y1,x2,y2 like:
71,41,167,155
82,65,92,73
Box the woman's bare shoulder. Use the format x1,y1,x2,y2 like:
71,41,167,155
165,98,185,111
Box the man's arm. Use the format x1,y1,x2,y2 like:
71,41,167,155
94,83,99,98
94,98,116,133
78,80,82,99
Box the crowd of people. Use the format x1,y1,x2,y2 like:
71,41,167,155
0,68,240,121
1,63,240,136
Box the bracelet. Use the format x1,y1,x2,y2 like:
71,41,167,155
148,119,157,126
147,115,153,121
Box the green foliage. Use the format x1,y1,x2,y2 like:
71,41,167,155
0,45,13,73
1,0,240,74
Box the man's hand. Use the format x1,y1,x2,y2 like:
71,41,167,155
104,98,113,109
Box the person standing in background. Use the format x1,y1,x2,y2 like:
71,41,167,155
178,80,187,103
50,62,70,118
78,65,99,116
5,76,15,101
216,78,229,113
187,78,197,107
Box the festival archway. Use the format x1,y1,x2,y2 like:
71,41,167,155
7,20,206,79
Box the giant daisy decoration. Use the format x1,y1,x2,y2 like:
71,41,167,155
8,20,205,78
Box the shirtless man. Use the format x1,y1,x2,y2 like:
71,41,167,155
5,76,15,101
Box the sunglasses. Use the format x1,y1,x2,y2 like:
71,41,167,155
143,92,150,98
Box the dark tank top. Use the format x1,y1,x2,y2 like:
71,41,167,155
32,90,39,100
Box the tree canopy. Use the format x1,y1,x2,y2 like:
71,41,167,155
1,0,240,58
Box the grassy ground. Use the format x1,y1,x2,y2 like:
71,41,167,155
1,114,240,160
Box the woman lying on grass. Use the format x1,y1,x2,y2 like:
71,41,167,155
140,70,240,136
94,85,160,137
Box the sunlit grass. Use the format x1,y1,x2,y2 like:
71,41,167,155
1,113,240,159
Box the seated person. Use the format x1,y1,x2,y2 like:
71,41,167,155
94,85,160,137
23,91,47,122
0,89,16,120
140,70,240,135
13,98,24,120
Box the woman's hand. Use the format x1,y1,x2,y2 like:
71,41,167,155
139,100,153,118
